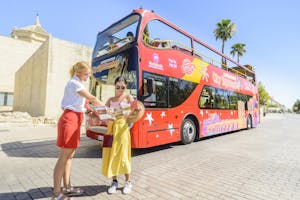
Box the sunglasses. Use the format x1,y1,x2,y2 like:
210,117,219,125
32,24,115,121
116,86,126,90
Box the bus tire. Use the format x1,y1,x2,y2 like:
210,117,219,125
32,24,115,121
181,118,196,145
247,115,252,129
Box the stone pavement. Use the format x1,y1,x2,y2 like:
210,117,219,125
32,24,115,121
0,114,300,199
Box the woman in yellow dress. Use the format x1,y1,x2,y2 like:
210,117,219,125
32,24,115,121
102,76,139,194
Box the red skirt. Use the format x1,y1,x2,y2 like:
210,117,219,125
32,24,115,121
56,109,83,148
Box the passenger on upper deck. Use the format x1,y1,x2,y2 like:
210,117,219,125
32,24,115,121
126,31,134,42
161,41,169,48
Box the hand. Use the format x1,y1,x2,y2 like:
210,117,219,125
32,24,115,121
94,99,105,107
130,99,138,110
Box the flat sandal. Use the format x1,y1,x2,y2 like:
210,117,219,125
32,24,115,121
51,193,73,200
61,186,84,196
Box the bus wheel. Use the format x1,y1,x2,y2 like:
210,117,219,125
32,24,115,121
247,115,252,129
181,118,196,144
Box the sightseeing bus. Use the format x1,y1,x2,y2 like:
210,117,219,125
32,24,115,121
86,8,260,148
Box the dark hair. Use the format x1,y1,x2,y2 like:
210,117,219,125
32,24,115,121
114,76,128,85
127,31,134,37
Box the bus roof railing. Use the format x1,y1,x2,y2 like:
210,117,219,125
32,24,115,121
142,34,256,83
136,9,255,82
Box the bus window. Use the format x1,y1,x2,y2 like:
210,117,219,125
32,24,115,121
208,86,216,109
143,78,156,102
169,77,197,107
200,86,215,109
142,72,167,108
237,93,251,110
200,86,255,111
228,91,238,110
200,86,211,108
93,14,140,58
142,19,192,52
215,88,229,109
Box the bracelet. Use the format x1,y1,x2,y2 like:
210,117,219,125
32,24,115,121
85,110,92,114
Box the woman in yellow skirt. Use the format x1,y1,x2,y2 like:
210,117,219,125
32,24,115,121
102,76,139,194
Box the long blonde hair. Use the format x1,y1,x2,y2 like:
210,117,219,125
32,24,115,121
69,61,90,78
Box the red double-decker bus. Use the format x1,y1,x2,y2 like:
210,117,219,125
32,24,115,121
86,9,260,148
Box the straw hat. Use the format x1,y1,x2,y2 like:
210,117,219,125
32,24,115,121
126,101,145,123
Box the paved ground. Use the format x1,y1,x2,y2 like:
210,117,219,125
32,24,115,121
0,113,300,200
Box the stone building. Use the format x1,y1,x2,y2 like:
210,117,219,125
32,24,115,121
266,97,286,113
0,16,92,118
0,16,43,111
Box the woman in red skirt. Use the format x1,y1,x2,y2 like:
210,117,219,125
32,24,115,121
52,61,103,200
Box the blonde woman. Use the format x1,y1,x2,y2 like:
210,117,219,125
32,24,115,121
52,61,104,200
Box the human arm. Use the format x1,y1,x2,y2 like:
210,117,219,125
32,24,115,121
84,100,93,114
105,98,111,107
125,99,144,123
78,89,104,107
125,95,138,110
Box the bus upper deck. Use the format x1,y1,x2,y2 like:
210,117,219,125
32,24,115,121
93,9,256,84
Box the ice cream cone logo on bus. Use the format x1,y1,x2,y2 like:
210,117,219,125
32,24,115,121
181,58,209,83
182,59,198,83
181,59,195,75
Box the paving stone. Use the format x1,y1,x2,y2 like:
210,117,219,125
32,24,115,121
1,114,300,199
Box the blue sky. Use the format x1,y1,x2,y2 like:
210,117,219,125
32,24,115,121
1,0,299,109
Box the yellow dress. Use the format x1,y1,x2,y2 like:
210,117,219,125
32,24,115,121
102,115,131,178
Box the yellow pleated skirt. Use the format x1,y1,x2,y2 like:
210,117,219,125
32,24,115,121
102,116,131,178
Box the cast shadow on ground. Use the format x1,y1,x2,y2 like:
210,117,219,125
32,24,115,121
132,130,243,156
0,185,107,200
0,137,102,159
1,135,177,159
1,131,241,159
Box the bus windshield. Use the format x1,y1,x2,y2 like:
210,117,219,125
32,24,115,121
93,14,140,58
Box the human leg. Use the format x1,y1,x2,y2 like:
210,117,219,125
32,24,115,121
123,174,132,194
60,148,83,196
108,176,118,194
63,150,75,188
53,148,75,196
125,174,130,182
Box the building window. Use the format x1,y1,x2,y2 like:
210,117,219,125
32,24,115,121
0,92,13,106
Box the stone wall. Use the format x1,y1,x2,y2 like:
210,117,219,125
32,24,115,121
13,37,49,117
44,37,92,118
13,36,92,118
0,36,41,93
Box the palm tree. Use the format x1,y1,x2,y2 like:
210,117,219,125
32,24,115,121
230,43,246,63
214,19,236,68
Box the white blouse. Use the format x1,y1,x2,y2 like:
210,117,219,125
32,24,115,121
61,76,86,112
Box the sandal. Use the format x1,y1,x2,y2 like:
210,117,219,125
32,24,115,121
51,193,73,200
62,186,84,196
